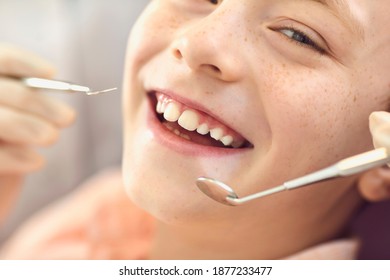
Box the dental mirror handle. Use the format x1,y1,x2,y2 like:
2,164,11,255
284,147,389,190
20,77,117,95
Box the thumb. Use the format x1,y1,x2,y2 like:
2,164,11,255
369,111,390,150
0,44,56,78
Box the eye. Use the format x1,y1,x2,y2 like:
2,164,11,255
208,0,220,5
279,27,326,54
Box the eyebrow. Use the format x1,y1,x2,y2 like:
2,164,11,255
309,0,365,40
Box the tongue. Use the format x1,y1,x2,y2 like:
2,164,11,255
163,121,226,148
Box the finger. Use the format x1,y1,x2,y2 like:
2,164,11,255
358,167,390,202
0,78,76,127
369,112,390,167
0,175,23,226
369,111,390,134
0,143,44,174
372,124,390,150
0,44,55,78
0,106,59,146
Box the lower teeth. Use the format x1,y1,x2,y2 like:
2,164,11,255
163,122,192,141
180,134,191,140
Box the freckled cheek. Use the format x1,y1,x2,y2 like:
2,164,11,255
263,73,353,155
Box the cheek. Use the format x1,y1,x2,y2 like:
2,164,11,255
126,17,164,72
125,3,184,74
263,66,373,168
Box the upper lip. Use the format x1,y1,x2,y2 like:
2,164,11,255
146,87,253,147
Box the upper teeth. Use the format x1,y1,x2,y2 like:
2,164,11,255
196,123,209,135
156,93,244,148
178,110,199,131
164,103,180,122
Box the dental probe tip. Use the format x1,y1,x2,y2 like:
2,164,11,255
86,87,118,96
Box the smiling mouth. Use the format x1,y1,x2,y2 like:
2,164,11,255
149,91,253,149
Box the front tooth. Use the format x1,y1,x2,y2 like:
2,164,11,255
178,110,199,131
196,123,209,135
221,135,234,146
210,128,224,141
163,102,181,122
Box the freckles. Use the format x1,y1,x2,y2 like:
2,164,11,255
271,66,349,137
164,14,183,30
262,63,290,90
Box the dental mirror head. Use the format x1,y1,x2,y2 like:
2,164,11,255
196,176,286,206
196,177,239,206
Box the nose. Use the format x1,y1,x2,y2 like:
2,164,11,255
170,8,245,82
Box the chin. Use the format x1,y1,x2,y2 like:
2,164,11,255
122,160,224,225
121,129,228,225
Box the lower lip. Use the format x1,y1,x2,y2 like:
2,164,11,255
146,96,250,157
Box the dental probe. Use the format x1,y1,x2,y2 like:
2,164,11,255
21,77,117,95
196,147,390,206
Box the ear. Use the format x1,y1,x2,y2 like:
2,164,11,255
357,167,390,202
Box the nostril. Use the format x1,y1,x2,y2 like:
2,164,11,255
208,64,221,74
200,64,222,77
173,48,183,59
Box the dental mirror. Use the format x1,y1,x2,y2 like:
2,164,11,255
196,177,239,205
196,148,390,206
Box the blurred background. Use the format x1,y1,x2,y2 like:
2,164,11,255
1,0,390,260
0,0,147,242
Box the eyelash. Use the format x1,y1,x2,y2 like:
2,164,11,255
208,0,219,5
278,27,326,55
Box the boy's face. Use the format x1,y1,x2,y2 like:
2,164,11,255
122,0,390,224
